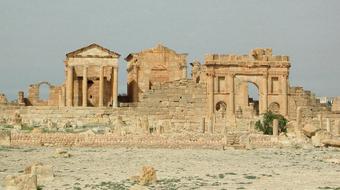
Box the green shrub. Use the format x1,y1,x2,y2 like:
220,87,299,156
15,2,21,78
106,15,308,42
255,111,288,135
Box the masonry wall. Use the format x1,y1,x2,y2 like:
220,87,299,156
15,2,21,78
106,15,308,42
288,86,329,119
135,79,207,133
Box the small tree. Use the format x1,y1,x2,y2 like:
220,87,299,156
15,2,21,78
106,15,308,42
255,111,288,135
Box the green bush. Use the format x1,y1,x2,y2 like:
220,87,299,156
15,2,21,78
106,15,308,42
255,111,288,135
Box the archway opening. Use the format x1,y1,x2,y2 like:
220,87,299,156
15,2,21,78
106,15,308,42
247,82,259,115
39,83,50,100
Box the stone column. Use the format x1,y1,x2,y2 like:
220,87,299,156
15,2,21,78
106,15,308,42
282,74,288,116
112,67,118,107
82,66,88,107
207,72,215,133
273,119,279,136
207,72,214,117
66,66,74,107
99,66,104,107
261,74,268,114
227,74,235,115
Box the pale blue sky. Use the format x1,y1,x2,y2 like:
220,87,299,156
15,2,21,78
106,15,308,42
0,0,339,100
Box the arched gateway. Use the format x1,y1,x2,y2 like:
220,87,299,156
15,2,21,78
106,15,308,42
204,48,290,123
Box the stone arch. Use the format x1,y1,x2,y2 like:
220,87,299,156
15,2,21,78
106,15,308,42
37,81,52,100
28,81,54,106
269,102,280,114
234,75,262,117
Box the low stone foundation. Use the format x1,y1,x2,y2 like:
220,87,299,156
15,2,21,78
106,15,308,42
9,132,226,149
0,131,287,149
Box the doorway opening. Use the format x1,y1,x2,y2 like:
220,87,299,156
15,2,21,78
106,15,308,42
248,82,259,115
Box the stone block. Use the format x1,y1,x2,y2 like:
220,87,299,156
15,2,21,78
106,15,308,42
2,174,37,190
24,163,54,185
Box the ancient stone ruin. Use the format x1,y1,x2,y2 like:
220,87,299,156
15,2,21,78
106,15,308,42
0,43,339,148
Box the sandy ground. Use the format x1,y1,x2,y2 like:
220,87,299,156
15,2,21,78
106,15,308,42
0,146,339,190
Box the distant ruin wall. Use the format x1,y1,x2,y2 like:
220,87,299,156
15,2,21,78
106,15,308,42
10,133,225,148
27,82,61,106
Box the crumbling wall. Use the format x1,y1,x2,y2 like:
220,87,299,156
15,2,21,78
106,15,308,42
134,79,207,133
288,86,329,119
27,82,60,106
10,132,224,148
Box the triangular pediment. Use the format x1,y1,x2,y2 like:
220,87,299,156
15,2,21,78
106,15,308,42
66,43,120,58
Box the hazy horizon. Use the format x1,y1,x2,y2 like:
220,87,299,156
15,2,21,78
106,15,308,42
1,0,340,100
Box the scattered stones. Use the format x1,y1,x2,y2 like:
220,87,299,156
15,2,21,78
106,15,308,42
131,166,157,186
24,162,54,185
323,157,340,164
54,148,71,158
311,130,332,147
302,124,319,138
322,139,340,147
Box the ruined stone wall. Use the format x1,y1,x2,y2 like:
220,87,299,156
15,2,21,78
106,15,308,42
332,97,340,112
9,133,224,148
1,79,208,134
134,79,207,133
288,86,329,119
126,44,187,102
27,82,60,106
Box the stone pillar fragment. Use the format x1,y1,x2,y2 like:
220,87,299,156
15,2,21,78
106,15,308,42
273,119,279,136
18,91,25,106
99,66,104,107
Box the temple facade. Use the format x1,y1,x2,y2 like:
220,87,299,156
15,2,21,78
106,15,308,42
62,44,120,107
